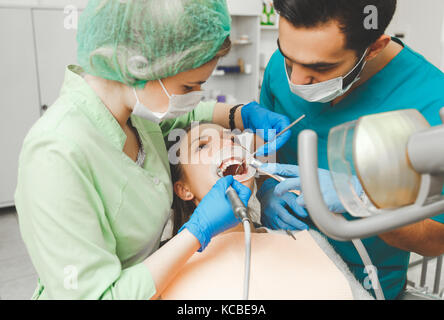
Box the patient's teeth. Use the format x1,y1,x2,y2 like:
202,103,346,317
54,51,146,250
219,157,243,174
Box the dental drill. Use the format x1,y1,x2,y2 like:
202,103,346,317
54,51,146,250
216,168,252,300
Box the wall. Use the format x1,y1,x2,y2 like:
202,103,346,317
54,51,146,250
387,0,444,70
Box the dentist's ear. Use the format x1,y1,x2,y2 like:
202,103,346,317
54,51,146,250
365,34,392,61
174,181,195,201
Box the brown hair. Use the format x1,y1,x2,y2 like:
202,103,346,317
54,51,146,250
170,160,197,235
214,36,232,59
167,124,201,235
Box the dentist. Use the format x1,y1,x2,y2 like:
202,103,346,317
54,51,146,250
258,0,444,299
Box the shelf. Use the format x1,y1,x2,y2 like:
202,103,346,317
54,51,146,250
232,40,254,46
211,72,252,77
260,25,279,30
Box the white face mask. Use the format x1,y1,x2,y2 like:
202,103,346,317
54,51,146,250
286,49,368,103
132,79,204,123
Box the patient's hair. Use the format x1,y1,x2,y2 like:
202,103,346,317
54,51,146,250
170,160,197,236
166,123,201,235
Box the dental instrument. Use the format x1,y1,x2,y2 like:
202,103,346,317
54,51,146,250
239,155,302,196
233,114,306,176
252,160,301,196
216,168,251,300
286,230,297,240
251,114,306,157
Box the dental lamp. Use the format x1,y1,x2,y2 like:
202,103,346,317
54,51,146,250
298,108,444,241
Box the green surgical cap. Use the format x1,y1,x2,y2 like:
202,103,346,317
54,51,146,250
77,0,231,87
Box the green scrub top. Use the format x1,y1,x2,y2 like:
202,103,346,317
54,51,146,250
14,65,216,299
260,38,444,299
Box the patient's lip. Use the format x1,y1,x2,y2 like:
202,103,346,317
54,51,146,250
221,160,247,177
213,145,255,182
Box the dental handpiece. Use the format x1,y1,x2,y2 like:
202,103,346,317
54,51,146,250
217,169,251,300
226,187,250,223
216,168,250,222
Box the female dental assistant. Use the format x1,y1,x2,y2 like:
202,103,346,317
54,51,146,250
14,0,290,300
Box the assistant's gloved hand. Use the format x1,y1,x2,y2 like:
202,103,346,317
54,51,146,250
257,178,309,231
262,164,363,214
241,102,291,157
180,176,252,252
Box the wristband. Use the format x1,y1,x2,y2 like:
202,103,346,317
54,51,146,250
229,104,243,131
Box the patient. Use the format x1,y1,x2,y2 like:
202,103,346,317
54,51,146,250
161,123,371,300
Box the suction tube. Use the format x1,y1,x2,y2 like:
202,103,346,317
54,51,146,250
224,187,251,300
216,167,252,300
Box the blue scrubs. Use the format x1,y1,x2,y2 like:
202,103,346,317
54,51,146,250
260,38,444,299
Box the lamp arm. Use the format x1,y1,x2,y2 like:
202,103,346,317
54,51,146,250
298,129,444,241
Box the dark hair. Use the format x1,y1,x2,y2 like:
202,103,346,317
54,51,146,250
274,0,397,55
166,123,204,235
170,161,197,236
214,36,232,59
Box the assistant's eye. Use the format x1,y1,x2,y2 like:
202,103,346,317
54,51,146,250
183,85,194,93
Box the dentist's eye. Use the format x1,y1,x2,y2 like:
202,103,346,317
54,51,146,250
313,67,335,73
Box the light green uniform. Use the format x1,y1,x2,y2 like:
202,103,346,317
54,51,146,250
14,65,215,299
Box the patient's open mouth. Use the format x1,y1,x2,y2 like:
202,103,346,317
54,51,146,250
213,145,256,183
219,157,247,177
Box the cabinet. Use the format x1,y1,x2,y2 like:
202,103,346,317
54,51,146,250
0,8,41,207
0,6,80,207
204,14,261,104
33,9,79,108
204,0,279,104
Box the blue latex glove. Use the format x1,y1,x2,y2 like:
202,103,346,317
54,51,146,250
261,164,363,214
257,178,309,231
241,102,292,157
180,176,252,252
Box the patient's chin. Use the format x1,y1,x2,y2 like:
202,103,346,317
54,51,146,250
240,177,254,191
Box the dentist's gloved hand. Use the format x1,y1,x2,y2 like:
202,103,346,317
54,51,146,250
257,178,309,231
180,176,252,252
241,102,291,157
262,164,363,214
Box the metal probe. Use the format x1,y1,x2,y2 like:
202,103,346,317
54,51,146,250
233,114,306,176
251,114,306,157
